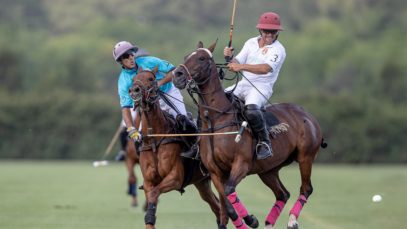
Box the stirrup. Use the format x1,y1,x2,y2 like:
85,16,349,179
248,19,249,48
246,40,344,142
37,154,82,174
181,144,199,160
256,142,273,160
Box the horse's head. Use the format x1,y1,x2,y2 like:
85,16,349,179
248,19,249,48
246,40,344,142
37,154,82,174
173,40,217,90
129,66,159,111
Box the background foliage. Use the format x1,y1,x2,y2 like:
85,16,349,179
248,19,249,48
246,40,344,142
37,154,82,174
0,0,406,162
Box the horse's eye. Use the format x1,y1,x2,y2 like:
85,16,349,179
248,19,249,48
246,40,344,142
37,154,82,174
199,56,205,61
149,77,154,82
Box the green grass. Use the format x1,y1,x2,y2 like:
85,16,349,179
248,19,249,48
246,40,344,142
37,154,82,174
0,161,406,229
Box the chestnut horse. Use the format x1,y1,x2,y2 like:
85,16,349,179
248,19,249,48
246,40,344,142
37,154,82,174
173,41,327,229
128,67,225,229
123,137,142,207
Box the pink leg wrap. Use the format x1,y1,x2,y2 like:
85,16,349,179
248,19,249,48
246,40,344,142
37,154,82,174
227,191,249,218
289,195,307,218
265,200,286,226
232,218,249,229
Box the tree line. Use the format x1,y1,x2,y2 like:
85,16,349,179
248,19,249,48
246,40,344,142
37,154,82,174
0,0,406,163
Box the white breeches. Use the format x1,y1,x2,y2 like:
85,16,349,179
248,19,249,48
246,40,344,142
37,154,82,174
225,81,273,107
158,85,187,117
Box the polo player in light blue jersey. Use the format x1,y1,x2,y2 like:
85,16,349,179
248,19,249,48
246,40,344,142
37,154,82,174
113,41,197,158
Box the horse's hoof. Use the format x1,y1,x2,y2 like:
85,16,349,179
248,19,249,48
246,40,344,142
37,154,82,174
131,198,138,207
244,214,259,228
218,224,227,229
287,214,298,229
145,224,155,229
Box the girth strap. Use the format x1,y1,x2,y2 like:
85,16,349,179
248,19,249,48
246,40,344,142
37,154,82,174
139,137,183,152
200,120,240,133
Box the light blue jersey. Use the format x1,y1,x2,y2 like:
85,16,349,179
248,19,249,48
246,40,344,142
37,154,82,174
117,56,175,108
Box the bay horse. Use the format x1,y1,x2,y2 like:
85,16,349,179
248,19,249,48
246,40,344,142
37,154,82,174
128,66,226,229
172,41,327,229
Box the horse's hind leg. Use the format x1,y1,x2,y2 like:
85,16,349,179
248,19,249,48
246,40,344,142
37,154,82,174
258,168,290,229
194,178,226,229
125,153,138,207
287,157,314,229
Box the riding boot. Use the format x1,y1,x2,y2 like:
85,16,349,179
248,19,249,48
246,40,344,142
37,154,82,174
176,114,199,159
244,104,273,160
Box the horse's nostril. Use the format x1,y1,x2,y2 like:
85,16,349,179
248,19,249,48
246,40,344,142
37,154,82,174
174,70,183,77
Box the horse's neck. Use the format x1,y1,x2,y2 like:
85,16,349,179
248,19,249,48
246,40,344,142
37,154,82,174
198,72,233,118
140,105,168,134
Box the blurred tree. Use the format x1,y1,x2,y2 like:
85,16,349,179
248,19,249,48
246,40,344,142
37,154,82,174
0,0,405,162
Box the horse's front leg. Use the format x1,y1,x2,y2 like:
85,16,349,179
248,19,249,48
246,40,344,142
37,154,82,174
142,182,160,229
144,167,183,229
210,173,251,229
193,178,225,229
224,162,259,229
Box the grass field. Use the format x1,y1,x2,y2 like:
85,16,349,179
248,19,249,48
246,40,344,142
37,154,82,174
0,161,406,229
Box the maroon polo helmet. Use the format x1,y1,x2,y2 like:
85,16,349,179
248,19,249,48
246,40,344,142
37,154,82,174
256,12,283,31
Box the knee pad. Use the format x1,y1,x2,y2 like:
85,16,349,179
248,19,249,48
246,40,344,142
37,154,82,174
244,104,261,121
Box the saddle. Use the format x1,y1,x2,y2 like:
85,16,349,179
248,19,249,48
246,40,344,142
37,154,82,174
225,92,286,138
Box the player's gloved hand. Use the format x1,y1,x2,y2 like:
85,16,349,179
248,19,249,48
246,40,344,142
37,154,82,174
127,127,142,142
223,46,234,60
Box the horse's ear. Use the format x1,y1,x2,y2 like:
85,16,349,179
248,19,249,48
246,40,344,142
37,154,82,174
208,38,218,53
138,66,143,72
152,65,159,74
197,41,203,49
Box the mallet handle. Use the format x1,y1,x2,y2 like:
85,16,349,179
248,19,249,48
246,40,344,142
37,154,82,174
225,0,237,63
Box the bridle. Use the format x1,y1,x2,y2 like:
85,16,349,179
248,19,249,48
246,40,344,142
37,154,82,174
176,47,242,168
129,70,160,112
177,48,216,89
129,70,177,153
177,48,239,129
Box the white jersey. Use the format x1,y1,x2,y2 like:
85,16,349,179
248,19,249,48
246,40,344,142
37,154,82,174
226,36,286,106
235,36,286,86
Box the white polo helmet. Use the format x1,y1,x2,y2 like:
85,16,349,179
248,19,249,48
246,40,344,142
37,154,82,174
112,41,138,61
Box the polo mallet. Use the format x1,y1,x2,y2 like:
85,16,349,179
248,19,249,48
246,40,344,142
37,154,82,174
92,122,123,167
225,0,238,63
